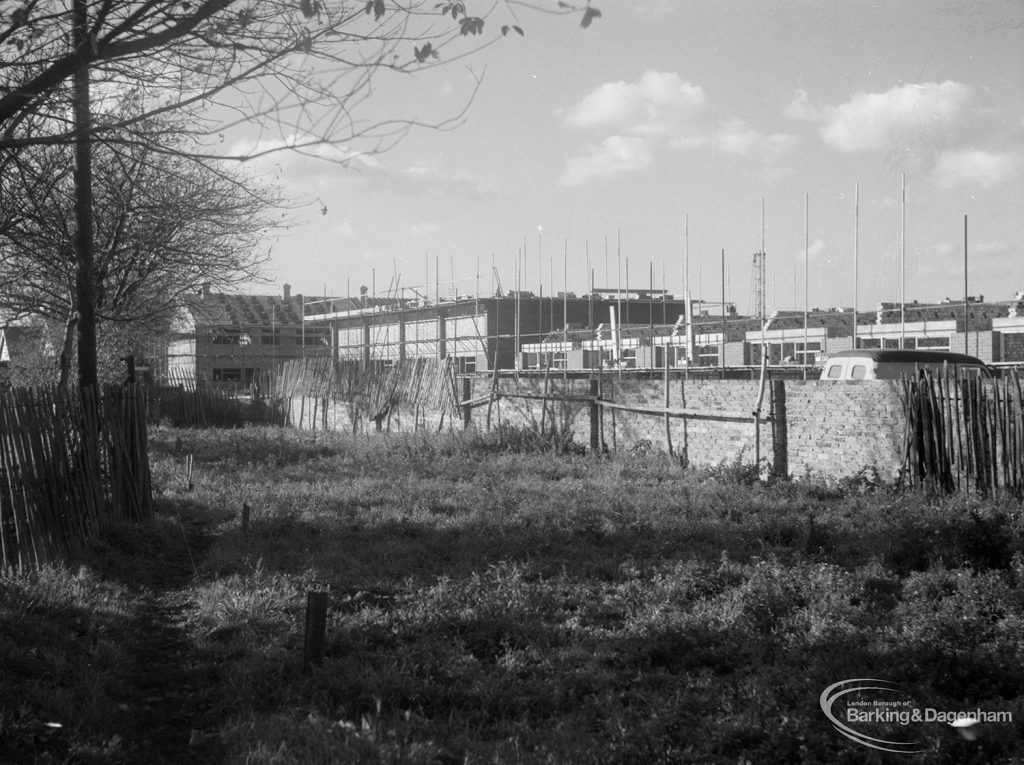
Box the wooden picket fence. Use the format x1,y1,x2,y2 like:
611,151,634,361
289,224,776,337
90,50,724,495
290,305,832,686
901,370,1024,496
0,385,152,573
152,370,289,427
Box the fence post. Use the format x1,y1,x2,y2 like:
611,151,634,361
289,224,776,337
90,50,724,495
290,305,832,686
770,380,788,479
589,379,600,452
303,591,329,672
462,376,472,429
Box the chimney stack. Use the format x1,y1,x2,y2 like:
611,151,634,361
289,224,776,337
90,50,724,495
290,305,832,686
201,282,211,298
283,283,291,300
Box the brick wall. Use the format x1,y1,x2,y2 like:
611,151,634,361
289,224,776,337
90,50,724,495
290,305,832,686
783,380,904,480
290,374,907,480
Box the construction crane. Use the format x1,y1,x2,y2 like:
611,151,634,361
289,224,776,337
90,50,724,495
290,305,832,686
492,266,504,297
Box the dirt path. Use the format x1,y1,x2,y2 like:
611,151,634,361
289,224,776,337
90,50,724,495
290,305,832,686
108,591,227,764
92,515,229,764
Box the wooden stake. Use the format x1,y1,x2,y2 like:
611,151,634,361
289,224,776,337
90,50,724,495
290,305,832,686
303,591,329,672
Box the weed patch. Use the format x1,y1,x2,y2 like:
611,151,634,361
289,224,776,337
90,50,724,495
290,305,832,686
4,426,1024,763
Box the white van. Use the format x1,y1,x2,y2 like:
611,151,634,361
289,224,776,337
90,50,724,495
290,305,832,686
820,349,991,381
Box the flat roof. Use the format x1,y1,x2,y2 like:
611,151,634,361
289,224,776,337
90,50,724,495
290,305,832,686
823,349,986,365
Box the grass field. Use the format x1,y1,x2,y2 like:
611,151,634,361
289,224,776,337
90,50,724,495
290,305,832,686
2,424,1023,763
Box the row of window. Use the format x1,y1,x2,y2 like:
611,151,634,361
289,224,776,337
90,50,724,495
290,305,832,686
211,330,328,346
856,337,949,350
211,367,259,383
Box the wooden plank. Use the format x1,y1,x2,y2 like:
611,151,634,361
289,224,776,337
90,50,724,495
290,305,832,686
461,394,500,410
599,398,773,422
664,359,672,456
1012,371,1023,491
6,391,42,568
497,392,594,404
0,392,26,571
944,366,959,492
539,366,551,433
900,377,916,488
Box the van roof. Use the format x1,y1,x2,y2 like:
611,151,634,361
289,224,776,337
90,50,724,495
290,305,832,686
824,349,987,365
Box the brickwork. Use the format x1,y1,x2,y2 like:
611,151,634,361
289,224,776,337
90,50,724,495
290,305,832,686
291,374,908,480
783,380,904,480
1003,332,1024,362
950,332,996,362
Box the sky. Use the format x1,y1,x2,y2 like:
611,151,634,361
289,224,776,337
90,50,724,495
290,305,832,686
241,0,1024,316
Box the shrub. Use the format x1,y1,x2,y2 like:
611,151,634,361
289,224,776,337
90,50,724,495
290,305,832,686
466,421,586,455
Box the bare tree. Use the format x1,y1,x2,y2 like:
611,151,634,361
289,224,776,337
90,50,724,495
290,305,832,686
0,127,282,386
0,1,600,155
0,0,600,392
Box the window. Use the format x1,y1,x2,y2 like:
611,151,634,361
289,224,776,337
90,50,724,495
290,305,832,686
826,364,843,379
261,330,280,345
212,331,242,345
695,345,719,367
851,365,867,380
212,368,242,381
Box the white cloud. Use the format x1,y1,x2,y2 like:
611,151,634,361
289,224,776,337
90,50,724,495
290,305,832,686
334,222,355,237
561,71,802,185
974,241,1012,256
409,222,441,236
714,119,797,161
931,149,1023,189
819,81,976,153
795,238,828,263
560,136,654,187
929,242,956,258
352,158,493,198
784,89,823,122
792,81,1024,187
564,70,708,143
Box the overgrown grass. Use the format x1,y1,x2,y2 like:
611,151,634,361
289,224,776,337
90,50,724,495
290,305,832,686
3,424,1023,763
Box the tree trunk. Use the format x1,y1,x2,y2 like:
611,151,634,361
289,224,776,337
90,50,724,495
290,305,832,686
58,311,78,392
72,0,97,395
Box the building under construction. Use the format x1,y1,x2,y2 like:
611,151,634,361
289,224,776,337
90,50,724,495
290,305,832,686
303,290,722,372
149,282,1024,386
305,289,1024,373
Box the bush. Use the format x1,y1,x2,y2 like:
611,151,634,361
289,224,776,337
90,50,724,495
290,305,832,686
467,421,587,455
